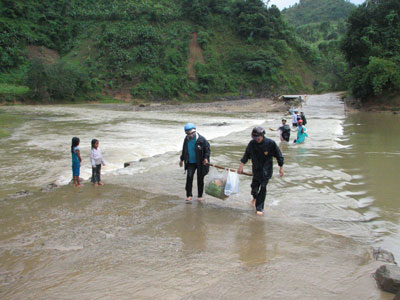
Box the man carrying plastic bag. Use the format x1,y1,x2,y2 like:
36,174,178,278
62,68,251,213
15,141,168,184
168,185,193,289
224,170,240,196
238,127,284,216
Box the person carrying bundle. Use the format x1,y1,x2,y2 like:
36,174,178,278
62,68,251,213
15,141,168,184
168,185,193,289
237,127,284,216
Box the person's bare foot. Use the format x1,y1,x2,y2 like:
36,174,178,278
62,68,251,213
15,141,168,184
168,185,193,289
250,199,256,207
94,183,98,186
98,182,104,186
256,211,264,216
186,196,192,202
198,197,204,202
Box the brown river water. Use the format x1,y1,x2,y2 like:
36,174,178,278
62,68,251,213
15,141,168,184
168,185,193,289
0,93,399,299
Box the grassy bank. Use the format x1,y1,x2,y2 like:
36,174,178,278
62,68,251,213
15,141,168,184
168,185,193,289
0,83,30,103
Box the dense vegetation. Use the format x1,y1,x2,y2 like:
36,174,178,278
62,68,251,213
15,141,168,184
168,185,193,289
1,0,398,103
0,0,325,102
341,0,400,100
282,0,356,91
282,0,356,27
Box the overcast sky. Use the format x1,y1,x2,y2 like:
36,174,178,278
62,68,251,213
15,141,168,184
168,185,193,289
268,0,365,10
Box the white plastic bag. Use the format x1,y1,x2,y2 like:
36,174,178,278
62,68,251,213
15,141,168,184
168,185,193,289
224,170,240,196
205,167,228,200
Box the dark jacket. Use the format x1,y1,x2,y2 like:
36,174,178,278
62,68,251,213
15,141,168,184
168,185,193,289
301,114,307,125
240,137,284,182
280,124,291,141
180,133,210,176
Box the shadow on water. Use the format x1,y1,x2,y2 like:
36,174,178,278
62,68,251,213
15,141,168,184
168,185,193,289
235,217,273,266
166,204,207,254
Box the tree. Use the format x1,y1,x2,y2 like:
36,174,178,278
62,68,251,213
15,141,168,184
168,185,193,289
341,0,400,99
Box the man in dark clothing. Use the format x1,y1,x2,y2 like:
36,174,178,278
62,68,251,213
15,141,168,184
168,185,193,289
179,123,210,202
275,118,291,142
300,112,307,126
237,127,284,215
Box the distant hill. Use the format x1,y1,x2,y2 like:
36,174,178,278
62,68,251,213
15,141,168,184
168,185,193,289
280,0,358,92
282,0,357,27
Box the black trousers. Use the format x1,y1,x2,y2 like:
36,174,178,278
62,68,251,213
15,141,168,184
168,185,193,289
251,176,269,212
91,164,101,183
186,163,205,198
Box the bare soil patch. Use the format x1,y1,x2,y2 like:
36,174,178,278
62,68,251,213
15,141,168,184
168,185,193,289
27,45,60,64
188,32,205,80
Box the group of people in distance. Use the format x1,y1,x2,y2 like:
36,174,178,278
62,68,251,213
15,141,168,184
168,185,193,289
71,137,105,187
271,109,308,144
179,123,285,216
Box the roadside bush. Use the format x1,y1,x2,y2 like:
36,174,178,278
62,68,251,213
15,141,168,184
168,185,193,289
348,57,400,99
366,57,400,96
132,67,188,99
0,83,30,102
197,31,210,50
26,59,92,101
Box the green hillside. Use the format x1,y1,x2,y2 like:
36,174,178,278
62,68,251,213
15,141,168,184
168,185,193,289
1,0,325,103
282,0,356,27
282,0,358,91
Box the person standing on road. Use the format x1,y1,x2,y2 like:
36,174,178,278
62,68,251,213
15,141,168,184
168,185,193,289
300,111,307,126
238,127,284,216
179,123,210,202
71,137,82,187
292,110,299,127
90,139,105,186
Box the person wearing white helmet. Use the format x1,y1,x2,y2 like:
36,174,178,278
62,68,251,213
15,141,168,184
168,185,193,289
237,127,284,215
179,123,210,202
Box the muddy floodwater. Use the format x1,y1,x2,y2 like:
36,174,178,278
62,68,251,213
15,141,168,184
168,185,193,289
0,93,399,299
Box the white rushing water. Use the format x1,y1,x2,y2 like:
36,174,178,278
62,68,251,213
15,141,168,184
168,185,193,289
1,105,264,188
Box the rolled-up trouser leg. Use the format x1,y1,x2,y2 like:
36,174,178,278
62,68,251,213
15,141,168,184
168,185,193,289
251,178,261,200
92,165,101,183
256,184,268,212
251,177,269,212
95,164,101,182
91,167,96,183
185,163,197,197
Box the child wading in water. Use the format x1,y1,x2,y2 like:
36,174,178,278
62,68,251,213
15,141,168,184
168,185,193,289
90,139,105,186
71,137,82,187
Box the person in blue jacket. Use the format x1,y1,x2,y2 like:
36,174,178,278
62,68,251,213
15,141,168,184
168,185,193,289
179,123,210,202
237,127,284,216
